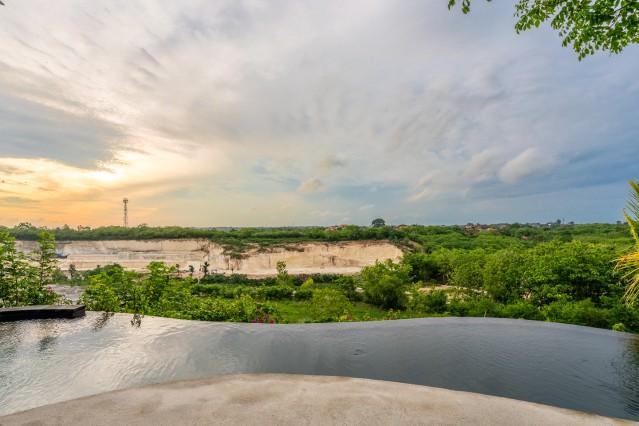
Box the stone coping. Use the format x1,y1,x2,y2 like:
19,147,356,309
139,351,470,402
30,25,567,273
0,374,633,425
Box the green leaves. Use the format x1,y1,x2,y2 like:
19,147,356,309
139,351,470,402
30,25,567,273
448,0,639,60
616,180,639,306
360,260,412,309
0,231,59,307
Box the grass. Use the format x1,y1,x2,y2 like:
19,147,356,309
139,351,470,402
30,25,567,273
271,301,389,323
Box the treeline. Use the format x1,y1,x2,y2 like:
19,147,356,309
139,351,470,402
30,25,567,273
2,222,632,252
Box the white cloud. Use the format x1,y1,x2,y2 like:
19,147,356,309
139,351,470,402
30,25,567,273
0,0,636,225
297,178,324,193
498,148,558,184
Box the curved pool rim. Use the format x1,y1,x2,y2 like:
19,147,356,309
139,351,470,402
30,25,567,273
0,374,633,426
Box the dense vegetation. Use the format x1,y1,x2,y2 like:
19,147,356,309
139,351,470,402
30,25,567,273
2,216,638,331
0,231,60,307
66,238,638,331
1,222,633,254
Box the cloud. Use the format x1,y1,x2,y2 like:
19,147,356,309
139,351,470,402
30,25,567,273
498,148,558,184
319,154,346,171
297,178,324,193
0,0,636,226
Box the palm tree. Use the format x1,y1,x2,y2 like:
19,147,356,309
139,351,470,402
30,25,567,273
616,180,639,305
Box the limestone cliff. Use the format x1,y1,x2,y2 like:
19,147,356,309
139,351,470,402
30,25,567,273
15,239,403,276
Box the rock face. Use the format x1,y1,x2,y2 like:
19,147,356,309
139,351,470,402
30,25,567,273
15,239,403,276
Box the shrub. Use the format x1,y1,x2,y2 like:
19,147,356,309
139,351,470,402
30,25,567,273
408,289,448,314
255,285,294,300
498,301,542,320
359,260,411,309
294,288,313,300
190,295,277,322
402,252,443,283
333,275,361,301
612,323,627,332
309,288,352,322
483,249,528,302
448,250,487,289
541,299,611,329
81,280,120,312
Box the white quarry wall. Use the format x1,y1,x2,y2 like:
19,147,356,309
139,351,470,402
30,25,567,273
15,239,403,276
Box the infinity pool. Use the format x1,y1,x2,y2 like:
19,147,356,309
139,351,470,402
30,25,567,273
1,313,638,420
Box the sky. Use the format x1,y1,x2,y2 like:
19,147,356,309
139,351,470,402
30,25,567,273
0,0,637,227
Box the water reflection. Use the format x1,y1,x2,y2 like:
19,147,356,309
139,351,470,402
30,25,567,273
130,313,143,328
619,337,639,416
92,312,114,330
36,322,59,352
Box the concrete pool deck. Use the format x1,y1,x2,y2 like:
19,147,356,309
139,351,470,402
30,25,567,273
0,374,633,425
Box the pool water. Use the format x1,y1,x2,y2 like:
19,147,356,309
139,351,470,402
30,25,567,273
1,313,638,420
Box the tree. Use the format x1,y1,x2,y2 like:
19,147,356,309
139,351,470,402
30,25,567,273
276,261,294,286
448,0,639,59
359,260,412,309
371,218,386,228
35,231,57,289
616,180,639,305
0,230,57,307
309,288,353,321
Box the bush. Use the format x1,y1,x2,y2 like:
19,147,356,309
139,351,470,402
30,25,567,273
483,249,528,303
255,285,294,300
81,280,120,312
294,288,313,300
498,301,542,320
360,260,411,309
541,299,611,329
333,276,361,301
189,295,277,322
612,323,627,332
408,289,448,314
403,252,443,283
448,250,487,289
447,296,499,318
309,288,353,322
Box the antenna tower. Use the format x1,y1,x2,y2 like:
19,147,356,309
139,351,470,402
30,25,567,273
123,198,129,227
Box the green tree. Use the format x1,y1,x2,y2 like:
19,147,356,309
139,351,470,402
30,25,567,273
448,0,639,59
360,260,412,309
309,288,353,321
617,180,639,305
276,260,294,287
81,277,120,312
145,262,177,305
408,289,448,314
483,248,528,302
0,231,18,306
371,218,386,228
35,231,57,289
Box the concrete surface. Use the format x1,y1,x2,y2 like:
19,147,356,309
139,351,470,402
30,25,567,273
0,374,633,425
